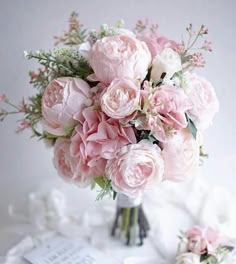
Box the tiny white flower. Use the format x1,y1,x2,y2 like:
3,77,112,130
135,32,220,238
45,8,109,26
100,23,109,32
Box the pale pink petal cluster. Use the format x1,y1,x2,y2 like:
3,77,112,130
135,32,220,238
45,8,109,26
106,140,164,197
89,34,151,84
137,84,191,142
41,77,92,136
70,106,136,182
150,85,191,130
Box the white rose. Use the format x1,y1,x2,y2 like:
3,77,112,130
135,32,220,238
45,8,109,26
151,47,182,81
176,253,200,264
182,72,219,130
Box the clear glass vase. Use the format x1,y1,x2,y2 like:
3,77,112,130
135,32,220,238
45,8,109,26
111,193,150,246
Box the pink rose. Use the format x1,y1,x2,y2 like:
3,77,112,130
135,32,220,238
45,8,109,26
106,140,164,197
53,138,94,186
138,32,179,58
89,34,151,84
100,78,140,120
41,77,92,136
70,107,136,179
186,226,221,255
183,72,219,129
150,85,191,130
162,128,199,182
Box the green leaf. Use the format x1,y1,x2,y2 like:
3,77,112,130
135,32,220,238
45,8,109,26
200,254,219,264
43,132,58,139
113,191,117,200
200,253,209,262
186,114,197,139
94,176,108,189
222,245,234,252
90,180,96,190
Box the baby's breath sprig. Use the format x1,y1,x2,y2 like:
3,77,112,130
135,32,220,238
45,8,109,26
54,12,87,46
88,20,125,44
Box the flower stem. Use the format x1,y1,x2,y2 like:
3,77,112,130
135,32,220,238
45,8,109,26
111,204,150,246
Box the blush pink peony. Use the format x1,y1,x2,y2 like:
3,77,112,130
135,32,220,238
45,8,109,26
100,78,140,120
138,32,179,58
183,72,219,130
89,34,151,84
106,140,164,197
70,106,136,180
162,128,199,182
41,77,92,136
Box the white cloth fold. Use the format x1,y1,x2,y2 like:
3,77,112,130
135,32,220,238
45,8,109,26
1,175,236,264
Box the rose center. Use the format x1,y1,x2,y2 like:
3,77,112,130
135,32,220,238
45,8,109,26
44,83,64,107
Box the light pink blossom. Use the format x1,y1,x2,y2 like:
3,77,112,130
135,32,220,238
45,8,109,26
16,120,31,133
183,72,219,129
89,34,151,84
202,40,212,52
0,94,7,102
100,78,140,120
106,140,164,197
162,128,199,182
150,85,191,130
191,53,205,67
41,77,92,136
135,84,191,142
70,107,136,180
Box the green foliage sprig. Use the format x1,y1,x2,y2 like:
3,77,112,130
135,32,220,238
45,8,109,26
25,48,93,80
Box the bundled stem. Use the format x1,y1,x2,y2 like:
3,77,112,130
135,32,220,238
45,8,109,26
111,205,150,246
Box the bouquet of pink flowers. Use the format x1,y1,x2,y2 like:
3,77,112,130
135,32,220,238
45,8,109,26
0,13,219,245
177,226,235,264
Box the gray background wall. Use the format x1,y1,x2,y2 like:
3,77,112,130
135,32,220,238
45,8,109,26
0,0,235,229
